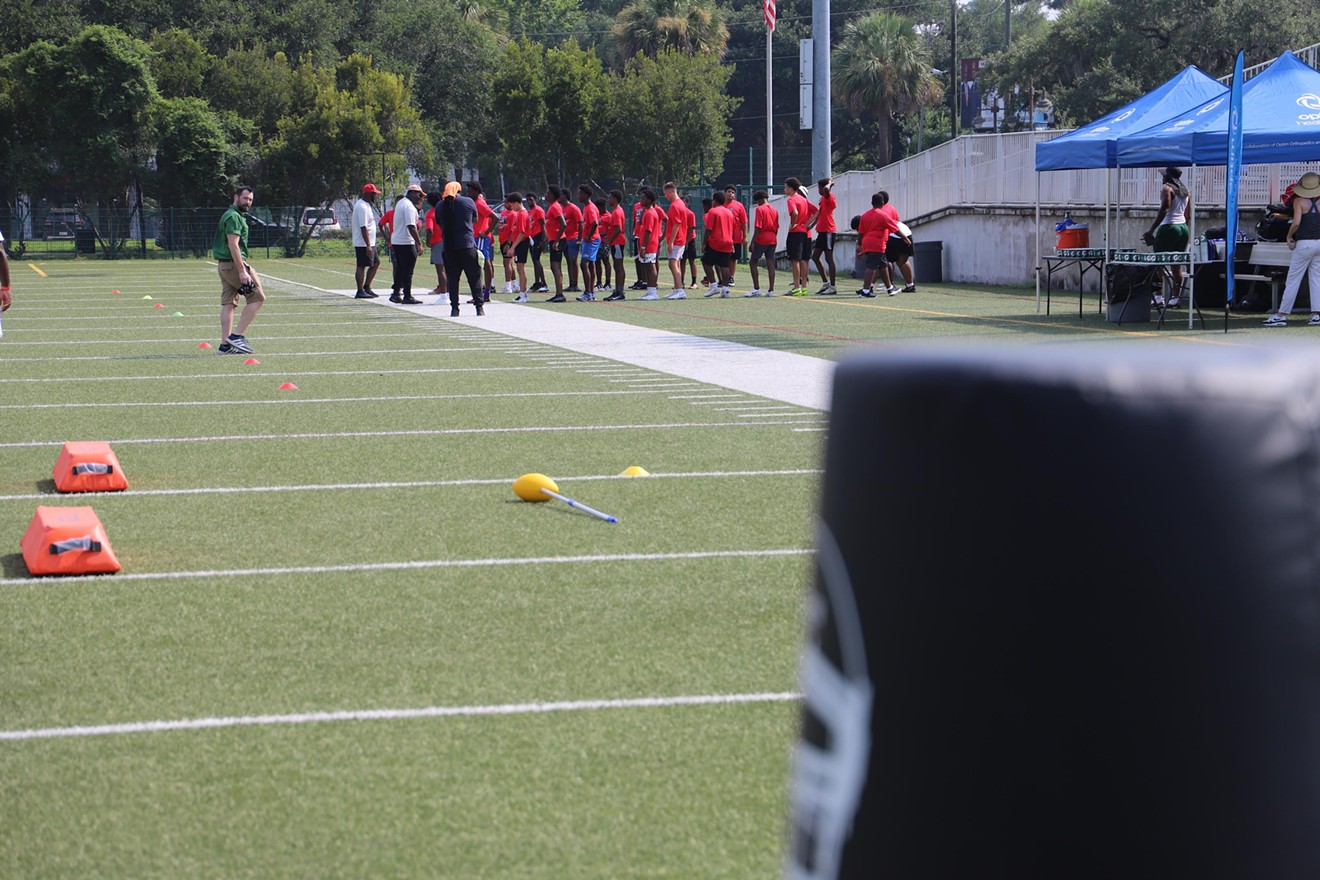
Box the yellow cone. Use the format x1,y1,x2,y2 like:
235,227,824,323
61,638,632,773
513,472,559,502
619,466,650,477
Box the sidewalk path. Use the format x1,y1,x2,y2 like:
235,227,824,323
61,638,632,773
317,287,834,410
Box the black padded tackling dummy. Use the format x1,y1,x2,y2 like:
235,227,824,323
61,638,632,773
787,345,1320,879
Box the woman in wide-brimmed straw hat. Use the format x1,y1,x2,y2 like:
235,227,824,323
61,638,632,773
1264,171,1320,327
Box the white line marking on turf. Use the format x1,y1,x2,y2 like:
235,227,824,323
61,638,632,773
0,469,822,503
0,366,534,384
0,333,469,347
0,692,804,742
0,548,813,588
0,389,686,411
793,428,828,432
0,347,496,363
713,405,802,411
0,421,826,449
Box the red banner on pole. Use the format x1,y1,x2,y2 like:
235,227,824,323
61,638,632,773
765,0,777,32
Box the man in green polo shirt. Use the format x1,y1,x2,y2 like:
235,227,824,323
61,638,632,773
213,185,266,354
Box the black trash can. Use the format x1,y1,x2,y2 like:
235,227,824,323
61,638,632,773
74,228,96,255
912,240,942,283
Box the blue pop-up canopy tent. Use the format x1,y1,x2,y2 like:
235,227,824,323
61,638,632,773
1035,67,1226,171
1032,67,1226,312
1116,51,1320,166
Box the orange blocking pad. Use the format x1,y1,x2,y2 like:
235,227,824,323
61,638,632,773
53,441,129,493
21,506,122,576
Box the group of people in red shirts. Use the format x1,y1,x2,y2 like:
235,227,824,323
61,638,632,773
380,176,916,306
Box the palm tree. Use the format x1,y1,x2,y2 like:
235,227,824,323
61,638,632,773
833,12,943,167
612,0,729,62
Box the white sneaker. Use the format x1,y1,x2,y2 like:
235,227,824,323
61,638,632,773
665,290,688,300
640,290,659,300
764,290,777,297
745,289,762,297
719,287,730,298
513,293,529,303
887,286,898,296
502,282,513,294
1263,313,1287,327
703,285,720,298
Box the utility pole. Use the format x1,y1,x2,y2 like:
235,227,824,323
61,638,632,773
950,0,959,140
811,0,832,182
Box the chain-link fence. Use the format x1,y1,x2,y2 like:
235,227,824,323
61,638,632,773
3,204,357,260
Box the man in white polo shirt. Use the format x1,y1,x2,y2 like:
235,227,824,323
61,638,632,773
389,184,425,304
353,183,382,299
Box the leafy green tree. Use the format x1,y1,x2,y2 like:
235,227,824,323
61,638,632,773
606,48,739,184
206,48,296,144
491,39,551,186
612,0,729,61
147,97,229,208
833,11,942,168
149,28,213,99
539,41,609,184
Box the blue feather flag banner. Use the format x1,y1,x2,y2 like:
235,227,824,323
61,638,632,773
1225,51,1245,303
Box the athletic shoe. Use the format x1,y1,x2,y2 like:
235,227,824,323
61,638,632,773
1309,314,1320,326
901,284,917,293
513,293,529,303
502,283,513,294
227,335,254,354
764,290,777,297
640,291,659,300
815,283,833,295
629,281,647,290
719,287,730,298
1152,295,1165,309
1264,313,1288,327
576,291,596,302
858,288,876,298
703,286,721,298
604,292,626,302
1167,296,1181,308
887,287,898,297
354,289,373,299
531,282,548,293
450,306,460,317
388,294,403,303
474,302,484,316
363,288,380,298
401,296,424,305
546,294,567,303
217,342,236,354
665,290,688,300
745,289,762,298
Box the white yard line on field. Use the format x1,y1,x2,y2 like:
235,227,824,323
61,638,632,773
0,389,696,411
0,420,823,449
0,468,822,503
0,547,813,589
0,691,803,742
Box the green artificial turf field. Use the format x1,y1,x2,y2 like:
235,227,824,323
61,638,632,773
0,254,1299,877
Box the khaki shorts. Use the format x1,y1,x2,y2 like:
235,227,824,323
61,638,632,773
218,261,266,307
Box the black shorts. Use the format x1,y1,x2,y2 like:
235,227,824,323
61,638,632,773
786,231,811,261
704,248,733,269
355,246,380,268
549,240,563,263
608,243,626,260
530,233,546,260
515,239,530,263
864,251,888,270
631,237,640,258
812,233,837,254
886,236,913,262
733,243,745,262
751,242,777,262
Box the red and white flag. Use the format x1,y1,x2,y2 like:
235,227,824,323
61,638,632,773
764,0,777,32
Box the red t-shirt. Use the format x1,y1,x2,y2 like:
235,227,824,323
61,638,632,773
787,193,813,234
726,199,748,240
816,192,837,233
705,205,736,252
632,202,645,238
526,203,545,238
666,200,688,248
580,201,601,241
425,207,444,246
473,196,494,237
753,203,779,246
546,202,566,240
499,208,527,245
639,205,663,254
859,207,898,253
600,206,627,246
562,202,582,240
